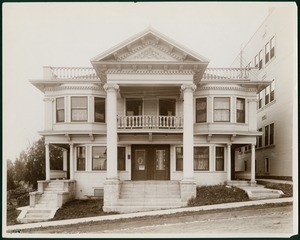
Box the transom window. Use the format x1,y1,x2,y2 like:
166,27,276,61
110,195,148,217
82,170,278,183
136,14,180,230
92,146,107,170
95,97,105,123
76,146,86,171
56,97,65,122
214,97,230,122
175,147,183,171
71,97,88,122
236,98,245,123
196,98,207,123
215,147,225,171
194,147,209,171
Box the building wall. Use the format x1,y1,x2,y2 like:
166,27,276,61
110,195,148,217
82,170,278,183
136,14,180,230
231,7,296,178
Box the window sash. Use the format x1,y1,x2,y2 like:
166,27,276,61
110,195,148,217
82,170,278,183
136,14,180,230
214,97,230,122
215,147,224,171
176,147,183,171
194,147,209,171
117,147,126,171
265,42,270,63
270,123,275,145
265,125,269,146
270,37,275,58
71,97,88,122
56,98,65,122
92,146,107,170
77,147,86,171
196,98,207,123
95,97,105,123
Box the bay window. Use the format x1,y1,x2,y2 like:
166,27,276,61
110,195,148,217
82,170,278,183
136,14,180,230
92,146,107,170
196,98,207,123
71,97,88,122
56,97,65,122
214,97,230,122
194,147,209,171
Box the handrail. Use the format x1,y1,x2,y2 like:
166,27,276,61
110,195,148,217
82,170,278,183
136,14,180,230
117,115,183,129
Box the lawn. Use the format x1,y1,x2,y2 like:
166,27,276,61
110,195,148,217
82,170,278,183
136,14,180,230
262,182,293,197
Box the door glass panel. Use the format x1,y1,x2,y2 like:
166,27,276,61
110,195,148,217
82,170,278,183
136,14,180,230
156,150,166,170
135,150,145,170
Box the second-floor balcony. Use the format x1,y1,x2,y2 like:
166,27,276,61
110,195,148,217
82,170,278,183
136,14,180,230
117,115,183,132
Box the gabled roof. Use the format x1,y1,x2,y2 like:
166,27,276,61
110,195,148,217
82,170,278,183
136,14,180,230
91,27,210,63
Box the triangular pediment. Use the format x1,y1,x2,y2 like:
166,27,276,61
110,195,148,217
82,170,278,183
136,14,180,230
91,27,210,63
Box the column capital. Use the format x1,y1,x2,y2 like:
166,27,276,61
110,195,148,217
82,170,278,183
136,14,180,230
69,143,74,147
45,143,50,147
227,143,232,147
181,84,196,93
103,83,119,92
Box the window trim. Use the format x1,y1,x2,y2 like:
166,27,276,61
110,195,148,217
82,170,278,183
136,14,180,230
194,146,210,171
196,97,207,123
71,96,88,122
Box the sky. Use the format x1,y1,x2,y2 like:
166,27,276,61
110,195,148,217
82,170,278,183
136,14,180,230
3,2,274,162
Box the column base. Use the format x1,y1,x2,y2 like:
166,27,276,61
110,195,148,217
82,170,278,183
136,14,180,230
180,179,196,202
249,180,257,186
103,179,120,212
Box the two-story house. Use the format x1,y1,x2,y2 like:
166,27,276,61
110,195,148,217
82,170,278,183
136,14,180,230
24,28,269,222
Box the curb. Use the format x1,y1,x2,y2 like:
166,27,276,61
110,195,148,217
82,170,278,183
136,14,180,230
5,197,293,232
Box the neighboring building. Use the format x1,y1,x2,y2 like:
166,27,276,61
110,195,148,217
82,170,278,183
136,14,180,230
28,28,268,215
231,7,296,180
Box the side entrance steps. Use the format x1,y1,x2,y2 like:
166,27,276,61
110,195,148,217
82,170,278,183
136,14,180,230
17,180,75,223
113,181,187,213
227,180,283,200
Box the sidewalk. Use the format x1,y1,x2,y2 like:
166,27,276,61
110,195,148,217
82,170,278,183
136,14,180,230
256,179,293,185
5,197,293,232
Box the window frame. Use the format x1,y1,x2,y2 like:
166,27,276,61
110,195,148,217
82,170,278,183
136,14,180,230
194,146,209,171
270,80,275,102
265,157,270,173
265,41,270,64
175,146,183,171
215,146,225,171
56,97,65,123
236,98,245,123
92,146,107,171
258,50,263,70
214,97,230,122
196,98,207,123
270,36,275,59
76,146,86,171
71,96,88,122
117,146,126,171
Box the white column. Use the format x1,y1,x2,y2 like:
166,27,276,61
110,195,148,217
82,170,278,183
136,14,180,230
250,143,256,185
181,84,196,180
45,143,50,181
69,143,74,180
104,83,119,180
227,144,231,182
63,149,68,171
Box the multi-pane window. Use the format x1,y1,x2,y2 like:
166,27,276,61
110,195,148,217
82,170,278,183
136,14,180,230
71,97,88,122
214,97,230,122
56,97,65,122
270,37,275,59
215,147,224,171
95,97,105,123
236,98,245,123
196,98,207,123
194,147,209,171
258,50,263,70
264,123,275,147
175,147,183,171
265,42,270,64
76,146,86,171
118,147,126,171
92,146,107,170
270,80,275,102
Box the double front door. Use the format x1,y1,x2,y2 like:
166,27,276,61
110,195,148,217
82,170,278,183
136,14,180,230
132,145,170,180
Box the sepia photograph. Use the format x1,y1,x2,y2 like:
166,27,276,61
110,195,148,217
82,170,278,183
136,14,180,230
3,2,297,238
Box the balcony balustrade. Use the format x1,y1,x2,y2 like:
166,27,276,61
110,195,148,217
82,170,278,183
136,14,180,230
117,115,183,129
44,67,99,80
203,67,259,81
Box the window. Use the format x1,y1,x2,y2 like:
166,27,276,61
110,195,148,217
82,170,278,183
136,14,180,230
56,97,65,122
270,80,275,102
254,54,259,68
71,97,88,122
194,147,209,171
264,125,269,146
196,98,207,123
265,86,270,105
95,97,105,123
76,146,86,171
258,91,263,109
159,99,176,116
270,123,275,145
258,50,263,70
265,158,270,173
214,97,230,122
176,147,183,171
215,147,224,171
265,42,270,64
118,147,126,171
270,37,275,59
92,146,107,170
236,98,245,123
126,98,143,116
257,128,263,148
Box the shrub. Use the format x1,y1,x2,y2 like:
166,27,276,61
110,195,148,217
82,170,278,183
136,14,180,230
264,183,293,197
7,186,30,207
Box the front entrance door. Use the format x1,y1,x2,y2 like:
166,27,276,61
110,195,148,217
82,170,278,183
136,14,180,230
132,145,170,180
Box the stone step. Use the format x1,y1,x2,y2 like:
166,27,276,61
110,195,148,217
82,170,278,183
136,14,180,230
107,205,185,213
120,194,181,198
35,203,58,208
117,199,182,205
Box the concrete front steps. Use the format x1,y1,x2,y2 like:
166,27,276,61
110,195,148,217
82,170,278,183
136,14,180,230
227,180,284,200
113,181,187,213
17,181,65,223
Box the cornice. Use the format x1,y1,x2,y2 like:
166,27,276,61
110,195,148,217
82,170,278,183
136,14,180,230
106,69,194,75
197,85,257,92
44,85,104,92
